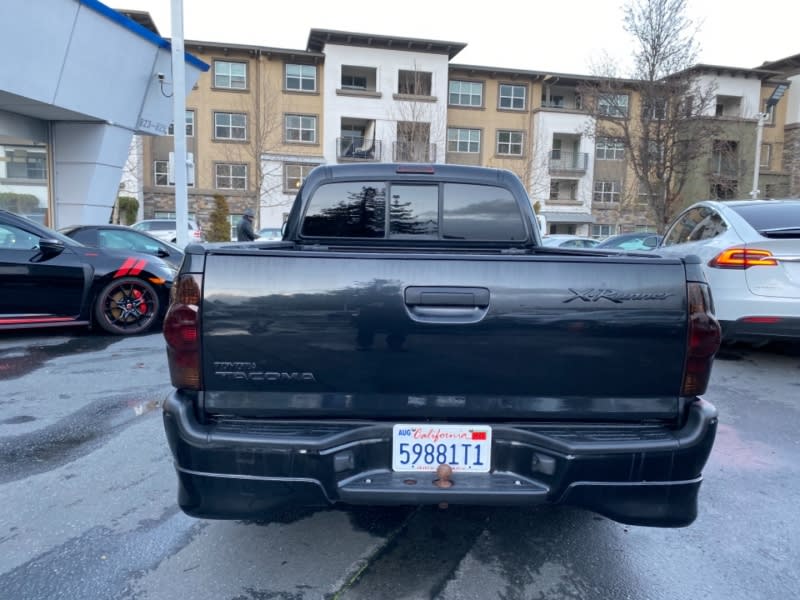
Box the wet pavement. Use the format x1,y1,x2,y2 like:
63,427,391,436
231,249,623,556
0,331,798,600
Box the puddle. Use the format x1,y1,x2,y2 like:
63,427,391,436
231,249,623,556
0,332,123,381
1,415,36,425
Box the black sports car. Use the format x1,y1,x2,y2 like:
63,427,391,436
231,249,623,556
0,209,176,335
59,224,185,270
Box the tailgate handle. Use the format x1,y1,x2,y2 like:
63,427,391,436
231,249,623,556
405,287,490,307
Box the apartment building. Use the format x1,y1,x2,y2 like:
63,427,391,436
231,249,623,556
678,65,792,203
135,25,797,237
139,39,325,237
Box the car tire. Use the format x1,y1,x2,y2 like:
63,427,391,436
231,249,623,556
94,277,161,335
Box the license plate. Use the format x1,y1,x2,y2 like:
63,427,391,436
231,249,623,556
392,424,492,473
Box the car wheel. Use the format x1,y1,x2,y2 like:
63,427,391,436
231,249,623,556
94,277,160,335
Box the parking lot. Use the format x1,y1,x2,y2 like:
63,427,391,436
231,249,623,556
1,330,799,600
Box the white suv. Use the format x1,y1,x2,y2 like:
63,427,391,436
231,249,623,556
132,219,205,244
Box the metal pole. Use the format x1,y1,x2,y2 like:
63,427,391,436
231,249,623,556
171,0,188,247
750,112,766,199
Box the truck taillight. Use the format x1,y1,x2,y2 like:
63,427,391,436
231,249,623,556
681,282,721,396
163,274,202,390
708,247,777,269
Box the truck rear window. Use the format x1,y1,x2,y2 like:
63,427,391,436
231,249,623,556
300,180,526,241
302,182,386,238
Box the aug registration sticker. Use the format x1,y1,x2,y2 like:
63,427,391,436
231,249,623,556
391,424,492,473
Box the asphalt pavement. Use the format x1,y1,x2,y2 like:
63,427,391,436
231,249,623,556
0,331,798,600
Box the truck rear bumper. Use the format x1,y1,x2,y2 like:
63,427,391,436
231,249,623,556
163,393,717,527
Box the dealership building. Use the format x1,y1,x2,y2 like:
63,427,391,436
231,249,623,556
0,0,206,228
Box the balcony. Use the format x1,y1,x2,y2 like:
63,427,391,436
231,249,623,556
337,137,382,161
549,150,589,175
541,86,582,111
393,141,437,163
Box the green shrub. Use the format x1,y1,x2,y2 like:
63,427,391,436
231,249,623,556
117,196,139,225
207,194,231,242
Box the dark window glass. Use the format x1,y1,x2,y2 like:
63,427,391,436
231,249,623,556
389,185,439,237
663,207,724,245
70,229,97,246
730,203,800,234
442,184,526,241
302,182,386,238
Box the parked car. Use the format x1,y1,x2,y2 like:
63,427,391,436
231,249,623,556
131,218,205,244
596,232,662,251
0,210,175,335
657,199,800,343
540,234,600,248
257,227,283,241
60,224,185,270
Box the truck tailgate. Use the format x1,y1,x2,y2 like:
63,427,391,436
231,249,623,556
201,250,689,421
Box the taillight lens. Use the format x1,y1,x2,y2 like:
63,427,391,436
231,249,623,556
681,282,721,396
709,247,777,269
163,274,202,390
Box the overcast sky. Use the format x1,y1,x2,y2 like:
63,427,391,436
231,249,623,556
115,0,798,75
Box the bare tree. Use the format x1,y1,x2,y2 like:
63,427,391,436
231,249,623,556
495,123,552,202
390,65,446,163
580,0,720,233
218,73,289,214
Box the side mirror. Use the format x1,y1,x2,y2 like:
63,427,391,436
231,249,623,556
643,236,658,249
281,222,287,237
156,247,170,258
38,238,65,257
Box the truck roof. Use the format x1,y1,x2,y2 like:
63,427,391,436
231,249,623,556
303,163,524,187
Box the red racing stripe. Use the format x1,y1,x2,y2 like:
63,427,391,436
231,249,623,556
114,257,137,278
128,259,148,276
0,316,76,325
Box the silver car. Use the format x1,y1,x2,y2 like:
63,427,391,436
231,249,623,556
131,218,205,244
657,199,800,343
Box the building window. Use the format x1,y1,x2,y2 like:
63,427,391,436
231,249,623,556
762,100,777,125
4,147,47,180
447,128,481,153
496,130,523,156
710,180,737,200
598,94,629,117
227,215,237,240
341,65,371,90
499,84,526,110
285,115,317,143
154,160,168,186
549,181,560,200
214,112,247,140
595,137,625,160
214,60,247,90
168,110,195,136
593,180,621,203
449,80,483,107
591,224,615,238
285,64,317,92
643,98,667,120
760,144,772,169
637,179,653,204
215,163,247,190
398,70,432,96
284,164,315,192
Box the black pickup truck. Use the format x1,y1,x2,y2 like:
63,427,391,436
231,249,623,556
162,163,721,527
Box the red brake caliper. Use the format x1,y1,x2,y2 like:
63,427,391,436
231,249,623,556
133,289,148,315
